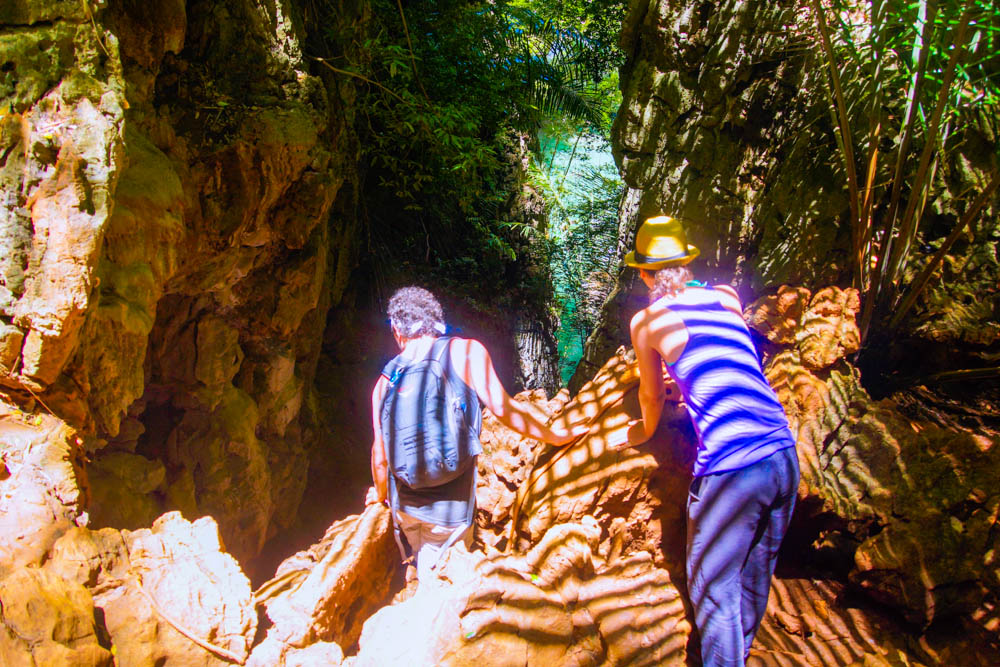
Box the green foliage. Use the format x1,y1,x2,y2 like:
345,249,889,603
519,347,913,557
808,0,1000,339
513,0,627,81
529,132,623,383
319,0,614,304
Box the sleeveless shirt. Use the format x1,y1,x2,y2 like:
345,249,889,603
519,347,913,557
661,287,795,477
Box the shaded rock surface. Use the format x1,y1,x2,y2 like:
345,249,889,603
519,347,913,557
0,0,364,570
0,567,112,667
750,286,1000,631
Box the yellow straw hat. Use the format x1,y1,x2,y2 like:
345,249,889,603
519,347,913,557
624,215,700,270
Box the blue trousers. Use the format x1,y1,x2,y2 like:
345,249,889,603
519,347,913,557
686,446,799,666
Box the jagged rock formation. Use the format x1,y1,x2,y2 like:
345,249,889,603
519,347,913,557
751,286,1000,632
1,0,365,568
1,511,255,666
352,521,690,666
251,504,397,663
5,292,999,663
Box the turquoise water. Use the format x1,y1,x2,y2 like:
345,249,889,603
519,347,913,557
534,130,622,385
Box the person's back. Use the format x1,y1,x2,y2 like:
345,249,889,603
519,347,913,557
380,335,481,530
367,286,589,589
658,286,794,476
623,215,800,666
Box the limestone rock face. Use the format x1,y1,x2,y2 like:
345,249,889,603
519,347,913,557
1,0,364,567
0,567,113,667
750,286,1000,627
43,512,257,666
486,349,694,573
613,0,832,283
251,503,398,663
352,521,690,666
0,5,126,392
0,409,87,567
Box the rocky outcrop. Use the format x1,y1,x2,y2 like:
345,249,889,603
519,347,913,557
352,521,690,666
0,512,256,666
488,349,694,574
0,568,113,667
251,503,398,662
613,0,818,284
751,286,1000,630
0,409,87,568
0,0,366,567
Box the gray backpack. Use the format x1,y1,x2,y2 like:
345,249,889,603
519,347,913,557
380,337,482,490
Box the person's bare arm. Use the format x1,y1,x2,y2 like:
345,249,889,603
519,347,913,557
367,375,389,505
452,338,588,445
628,305,689,444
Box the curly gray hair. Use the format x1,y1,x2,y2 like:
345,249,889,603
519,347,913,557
387,286,446,338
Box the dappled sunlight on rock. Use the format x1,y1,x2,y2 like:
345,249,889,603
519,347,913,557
751,578,920,666
353,521,690,666
250,503,397,662
504,347,693,569
752,286,1000,633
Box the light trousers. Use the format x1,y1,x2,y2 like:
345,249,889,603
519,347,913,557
396,510,472,586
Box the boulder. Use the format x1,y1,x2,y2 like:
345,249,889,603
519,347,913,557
0,567,112,667
751,286,1000,627
351,521,690,666
44,512,258,666
252,503,398,658
490,348,695,572
0,409,86,567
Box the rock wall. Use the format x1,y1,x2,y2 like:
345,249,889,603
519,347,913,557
750,286,1000,630
1,0,365,566
584,0,999,379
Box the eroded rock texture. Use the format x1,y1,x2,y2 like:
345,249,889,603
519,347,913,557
353,521,690,666
751,286,1000,632
251,503,398,662
0,0,365,568
1,512,256,666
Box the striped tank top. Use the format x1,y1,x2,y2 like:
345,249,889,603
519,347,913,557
662,287,795,477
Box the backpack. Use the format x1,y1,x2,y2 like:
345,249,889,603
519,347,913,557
380,337,482,489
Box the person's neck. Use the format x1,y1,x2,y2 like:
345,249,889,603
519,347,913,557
399,335,437,359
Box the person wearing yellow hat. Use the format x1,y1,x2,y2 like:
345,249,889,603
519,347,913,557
622,215,799,666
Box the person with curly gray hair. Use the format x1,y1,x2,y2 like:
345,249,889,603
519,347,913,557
367,286,589,588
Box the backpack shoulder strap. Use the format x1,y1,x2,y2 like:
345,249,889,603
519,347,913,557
431,336,453,363
381,353,407,385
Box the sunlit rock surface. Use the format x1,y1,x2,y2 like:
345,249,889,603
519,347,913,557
251,503,397,663
352,521,690,666
0,510,255,666
0,409,87,567
750,286,1000,631
46,512,256,666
